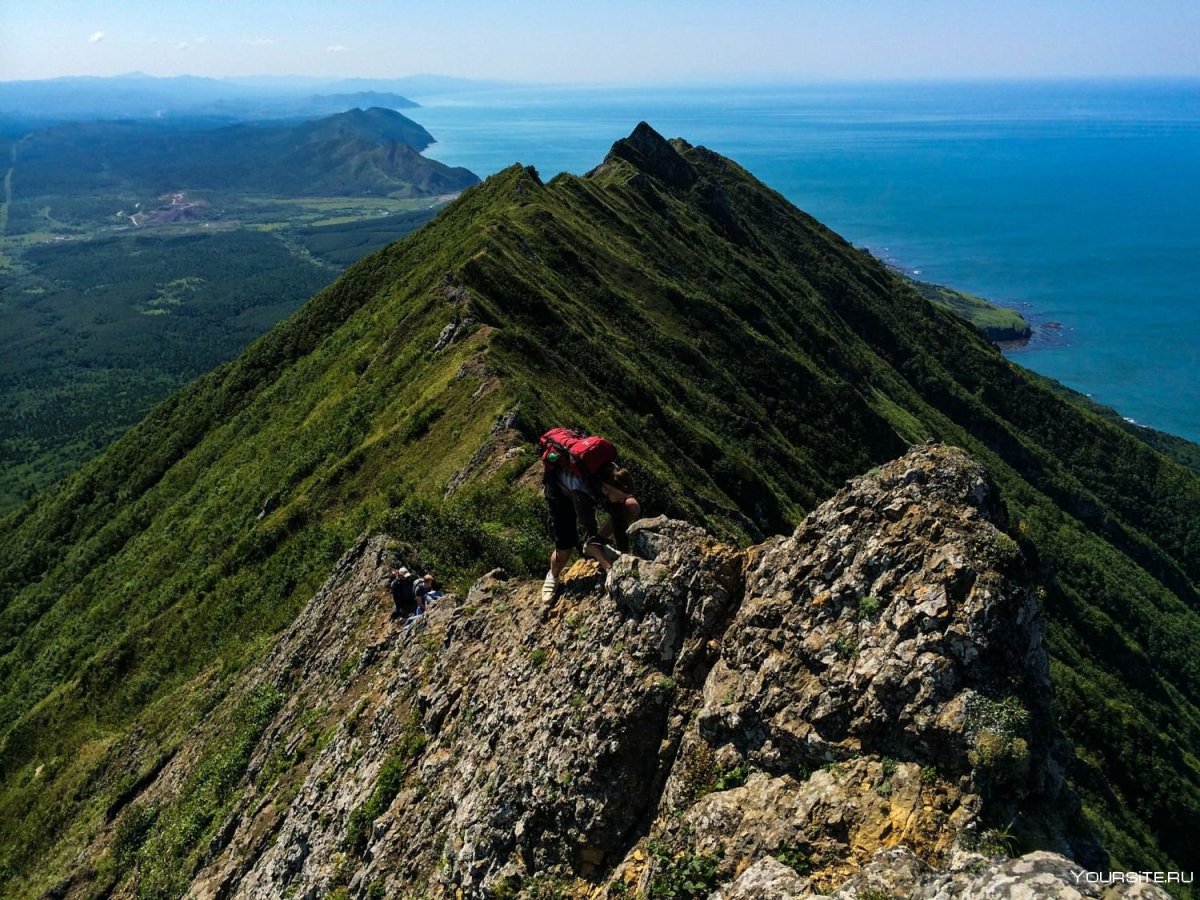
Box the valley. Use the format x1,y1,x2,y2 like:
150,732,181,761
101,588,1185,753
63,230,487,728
0,108,476,513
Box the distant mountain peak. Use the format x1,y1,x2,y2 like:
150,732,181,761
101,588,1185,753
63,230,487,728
601,121,698,188
293,106,437,153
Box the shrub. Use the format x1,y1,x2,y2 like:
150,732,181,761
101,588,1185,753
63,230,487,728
856,595,881,620
834,635,858,661
646,837,722,900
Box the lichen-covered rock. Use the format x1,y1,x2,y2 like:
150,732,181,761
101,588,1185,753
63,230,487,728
705,444,1047,772
712,847,1175,899
716,854,819,899
835,847,1173,899
171,514,740,899
638,443,1086,890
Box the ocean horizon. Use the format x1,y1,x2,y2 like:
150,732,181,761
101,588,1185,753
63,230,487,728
407,79,1200,443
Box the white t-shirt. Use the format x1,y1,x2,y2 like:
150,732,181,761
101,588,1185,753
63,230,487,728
557,469,592,496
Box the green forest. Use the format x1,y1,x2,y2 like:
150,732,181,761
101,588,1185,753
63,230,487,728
0,106,458,512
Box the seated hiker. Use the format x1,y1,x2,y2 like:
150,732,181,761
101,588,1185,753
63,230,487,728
415,572,444,606
538,427,640,601
388,567,419,620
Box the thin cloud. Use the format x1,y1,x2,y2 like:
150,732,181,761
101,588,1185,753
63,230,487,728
326,44,350,53
244,38,275,46
194,36,207,44
175,41,189,50
88,31,105,44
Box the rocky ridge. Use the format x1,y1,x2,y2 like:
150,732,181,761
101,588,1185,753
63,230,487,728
83,444,1166,899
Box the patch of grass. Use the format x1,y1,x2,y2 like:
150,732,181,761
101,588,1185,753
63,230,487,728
834,635,859,661
646,837,722,900
774,848,813,876
964,694,1031,789
964,821,1018,859
711,764,748,793
989,532,1021,567
344,709,426,855
856,595,882,621
653,675,677,696
122,685,283,897
111,803,159,872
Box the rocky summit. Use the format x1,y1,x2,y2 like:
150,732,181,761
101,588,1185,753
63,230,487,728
64,443,1163,899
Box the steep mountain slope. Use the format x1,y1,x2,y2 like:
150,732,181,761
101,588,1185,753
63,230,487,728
50,446,1159,898
1,124,1198,895
9,107,477,198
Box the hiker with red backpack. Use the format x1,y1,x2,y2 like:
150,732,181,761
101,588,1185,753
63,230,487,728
538,427,640,601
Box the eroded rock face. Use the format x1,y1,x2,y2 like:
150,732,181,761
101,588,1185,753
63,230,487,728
710,846,1174,900
92,444,1115,899
828,846,1171,900
705,444,1045,771
168,512,742,899
632,444,1086,890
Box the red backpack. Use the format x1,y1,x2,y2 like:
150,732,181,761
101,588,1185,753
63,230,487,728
538,427,617,480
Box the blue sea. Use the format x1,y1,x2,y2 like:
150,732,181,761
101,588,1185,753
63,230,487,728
409,81,1200,443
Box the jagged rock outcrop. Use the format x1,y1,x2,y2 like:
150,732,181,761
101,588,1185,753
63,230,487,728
91,444,1152,899
635,443,1089,892
176,512,743,898
825,846,1173,899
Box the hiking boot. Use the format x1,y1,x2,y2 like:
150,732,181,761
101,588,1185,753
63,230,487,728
541,570,561,602
599,543,621,563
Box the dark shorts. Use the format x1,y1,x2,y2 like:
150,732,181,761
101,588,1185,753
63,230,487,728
545,481,582,551
545,479,633,553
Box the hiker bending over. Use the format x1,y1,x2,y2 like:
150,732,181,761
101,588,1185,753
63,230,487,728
538,427,640,600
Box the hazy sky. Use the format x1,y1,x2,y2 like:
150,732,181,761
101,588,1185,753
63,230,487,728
2,0,1199,83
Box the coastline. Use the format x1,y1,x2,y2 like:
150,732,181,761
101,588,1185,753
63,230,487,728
873,253,1038,348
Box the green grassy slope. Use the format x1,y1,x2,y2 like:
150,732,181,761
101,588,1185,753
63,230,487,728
0,123,1197,894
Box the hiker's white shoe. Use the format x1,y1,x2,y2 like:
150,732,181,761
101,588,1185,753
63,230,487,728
541,570,560,602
